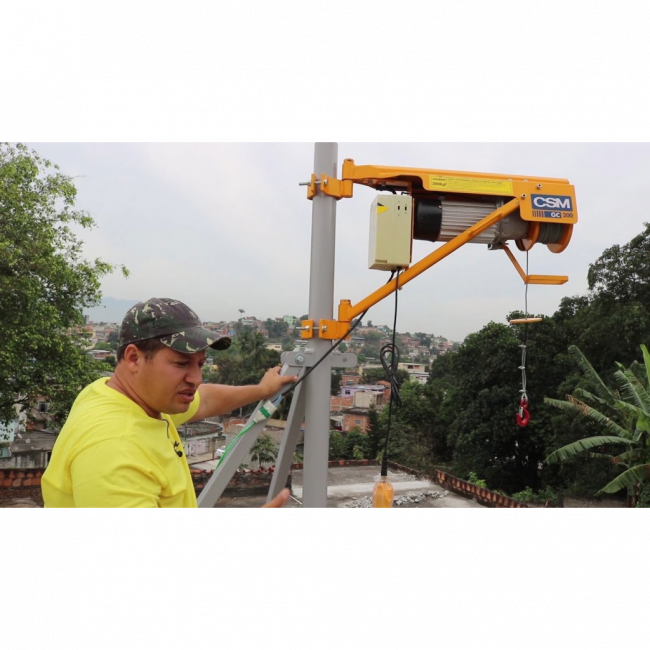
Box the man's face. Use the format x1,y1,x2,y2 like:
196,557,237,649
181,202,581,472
135,346,206,415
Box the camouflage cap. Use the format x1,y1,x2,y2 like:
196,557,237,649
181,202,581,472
119,298,231,353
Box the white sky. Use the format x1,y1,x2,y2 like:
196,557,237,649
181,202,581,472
26,142,650,339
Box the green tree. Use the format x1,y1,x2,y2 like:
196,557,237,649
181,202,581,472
445,321,541,493
366,405,382,459
331,368,342,396
93,341,115,351
264,318,288,340
588,223,650,306
0,143,127,425
236,330,273,368
326,428,372,461
377,381,440,470
544,345,650,504
329,430,348,460
362,367,409,385
360,344,380,359
345,427,372,459
210,331,280,406
250,433,279,468
364,330,382,344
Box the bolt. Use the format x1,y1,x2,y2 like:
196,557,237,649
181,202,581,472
342,357,347,363
295,354,305,365
322,325,328,333
521,194,527,199
536,184,542,189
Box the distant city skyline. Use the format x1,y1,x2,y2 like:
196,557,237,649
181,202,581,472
85,296,458,340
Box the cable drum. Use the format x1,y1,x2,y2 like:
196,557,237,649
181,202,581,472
414,197,528,247
536,223,564,245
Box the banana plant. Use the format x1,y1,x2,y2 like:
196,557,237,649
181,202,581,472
544,345,650,504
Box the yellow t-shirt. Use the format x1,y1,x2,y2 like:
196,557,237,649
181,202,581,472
42,377,200,508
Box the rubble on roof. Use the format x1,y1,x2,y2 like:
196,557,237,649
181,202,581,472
339,489,449,508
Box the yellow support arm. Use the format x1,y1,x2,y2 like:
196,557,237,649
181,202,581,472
337,198,521,325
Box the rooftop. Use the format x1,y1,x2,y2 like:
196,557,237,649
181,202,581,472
214,464,485,508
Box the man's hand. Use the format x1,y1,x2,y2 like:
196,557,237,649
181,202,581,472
262,488,291,508
258,366,298,400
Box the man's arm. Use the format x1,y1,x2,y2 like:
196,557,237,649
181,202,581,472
191,366,297,421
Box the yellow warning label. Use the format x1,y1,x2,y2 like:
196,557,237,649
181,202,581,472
428,175,514,195
377,204,388,214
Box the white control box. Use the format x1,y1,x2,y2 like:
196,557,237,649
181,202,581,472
368,194,413,271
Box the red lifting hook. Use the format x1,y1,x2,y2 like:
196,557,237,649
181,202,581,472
516,396,530,427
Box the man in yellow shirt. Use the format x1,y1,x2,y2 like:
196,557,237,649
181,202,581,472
42,298,297,508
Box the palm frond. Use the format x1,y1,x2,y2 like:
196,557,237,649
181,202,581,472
597,464,650,494
636,410,650,434
611,449,643,465
568,345,618,404
641,345,650,389
612,399,642,421
573,388,624,422
545,436,632,464
624,369,650,411
545,397,632,439
632,424,650,444
573,387,616,410
629,360,647,387
614,367,650,413
614,368,650,410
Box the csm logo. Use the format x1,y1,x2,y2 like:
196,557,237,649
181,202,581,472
531,194,573,210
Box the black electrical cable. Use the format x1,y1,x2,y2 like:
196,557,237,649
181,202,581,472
286,309,369,395
281,271,398,398
379,268,402,477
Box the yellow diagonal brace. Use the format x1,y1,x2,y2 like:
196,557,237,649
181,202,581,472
502,245,568,285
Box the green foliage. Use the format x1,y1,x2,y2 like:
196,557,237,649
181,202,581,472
366,405,382,459
328,428,372,461
373,381,445,472
362,367,410,386
331,368,342,396
0,143,127,425
544,345,650,502
328,431,348,460
636,483,650,508
321,225,650,502
212,330,280,390
364,330,382,344
511,485,560,505
588,222,650,306
467,471,487,488
264,318,289,340
93,341,115,351
249,433,279,467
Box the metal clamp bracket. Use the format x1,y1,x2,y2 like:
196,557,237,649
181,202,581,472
299,174,353,200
